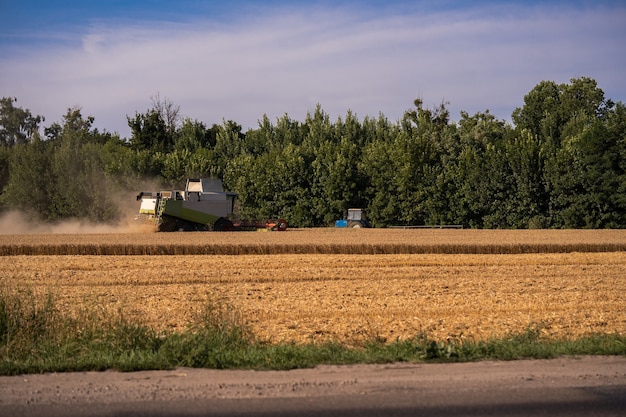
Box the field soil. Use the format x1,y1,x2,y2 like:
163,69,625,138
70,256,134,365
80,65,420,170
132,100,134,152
1,229,625,344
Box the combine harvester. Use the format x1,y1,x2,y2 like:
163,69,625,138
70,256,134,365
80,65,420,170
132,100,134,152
136,178,287,232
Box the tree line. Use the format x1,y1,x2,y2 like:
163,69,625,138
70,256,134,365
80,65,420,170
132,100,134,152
1,77,624,228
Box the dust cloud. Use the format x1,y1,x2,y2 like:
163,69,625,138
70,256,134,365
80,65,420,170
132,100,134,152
0,181,168,235
0,211,156,235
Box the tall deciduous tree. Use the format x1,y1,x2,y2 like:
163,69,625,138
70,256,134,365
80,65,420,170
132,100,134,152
150,93,180,136
128,109,173,153
0,97,44,147
1,135,53,217
49,108,118,221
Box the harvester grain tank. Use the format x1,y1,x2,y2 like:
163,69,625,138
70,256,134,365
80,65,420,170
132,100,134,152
136,178,287,232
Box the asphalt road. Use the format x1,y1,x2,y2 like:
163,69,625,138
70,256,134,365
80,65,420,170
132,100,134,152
1,356,625,416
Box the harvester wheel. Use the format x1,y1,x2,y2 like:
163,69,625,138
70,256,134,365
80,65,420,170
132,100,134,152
158,216,178,232
213,217,234,231
275,219,288,231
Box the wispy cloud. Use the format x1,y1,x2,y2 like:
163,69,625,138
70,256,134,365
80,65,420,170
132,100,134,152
1,2,624,137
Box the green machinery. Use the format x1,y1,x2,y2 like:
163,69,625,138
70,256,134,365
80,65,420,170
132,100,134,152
137,178,238,231
136,178,287,232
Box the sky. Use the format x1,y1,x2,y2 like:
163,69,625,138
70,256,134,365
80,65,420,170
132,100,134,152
1,0,625,139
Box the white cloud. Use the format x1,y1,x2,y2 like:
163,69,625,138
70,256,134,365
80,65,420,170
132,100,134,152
1,3,624,138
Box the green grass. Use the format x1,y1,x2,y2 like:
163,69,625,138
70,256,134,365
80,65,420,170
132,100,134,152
1,289,624,376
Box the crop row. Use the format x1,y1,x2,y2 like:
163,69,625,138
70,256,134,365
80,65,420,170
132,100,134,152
2,242,626,256
2,229,626,255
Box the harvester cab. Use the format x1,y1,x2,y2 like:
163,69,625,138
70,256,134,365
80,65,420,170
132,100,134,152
335,208,370,228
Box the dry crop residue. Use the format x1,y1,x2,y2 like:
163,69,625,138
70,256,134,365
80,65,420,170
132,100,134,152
2,248,625,344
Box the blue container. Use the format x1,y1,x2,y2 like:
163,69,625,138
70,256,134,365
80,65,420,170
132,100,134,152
335,220,348,228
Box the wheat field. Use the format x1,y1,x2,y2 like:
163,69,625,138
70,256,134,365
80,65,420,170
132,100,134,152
2,228,626,255
1,229,625,344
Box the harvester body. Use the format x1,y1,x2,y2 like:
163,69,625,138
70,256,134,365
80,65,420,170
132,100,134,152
137,179,237,231
136,178,287,232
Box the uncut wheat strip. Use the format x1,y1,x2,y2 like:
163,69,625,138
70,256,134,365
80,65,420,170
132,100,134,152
3,228,626,250
2,242,626,256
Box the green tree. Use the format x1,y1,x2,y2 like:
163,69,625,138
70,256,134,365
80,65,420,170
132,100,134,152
404,98,450,133
0,145,9,201
129,150,166,180
100,136,138,190
310,135,363,225
547,119,625,228
223,153,260,220
0,136,53,217
0,97,44,147
446,111,512,228
512,77,621,228
359,136,400,227
48,108,119,221
213,120,245,180
512,80,562,143
512,77,614,146
175,118,216,152
503,130,549,228
128,110,173,153
242,115,274,156
150,93,180,137
306,111,366,225
389,101,453,226
272,144,312,226
161,147,220,184
0,98,46,211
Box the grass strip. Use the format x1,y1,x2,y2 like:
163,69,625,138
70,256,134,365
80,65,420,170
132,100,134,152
1,290,624,376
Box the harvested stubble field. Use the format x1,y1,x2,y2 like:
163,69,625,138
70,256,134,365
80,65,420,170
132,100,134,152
1,229,625,344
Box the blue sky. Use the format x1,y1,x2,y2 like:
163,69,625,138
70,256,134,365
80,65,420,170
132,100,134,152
1,1,625,138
